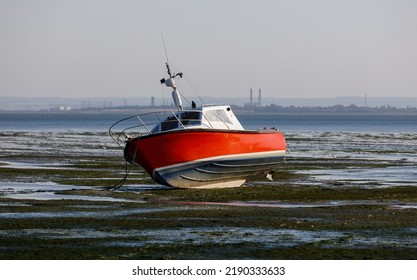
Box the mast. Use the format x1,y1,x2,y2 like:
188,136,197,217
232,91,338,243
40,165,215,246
160,63,184,111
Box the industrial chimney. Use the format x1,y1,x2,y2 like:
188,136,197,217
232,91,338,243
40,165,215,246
258,88,262,107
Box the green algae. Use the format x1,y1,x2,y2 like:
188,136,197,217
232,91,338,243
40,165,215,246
2,193,417,259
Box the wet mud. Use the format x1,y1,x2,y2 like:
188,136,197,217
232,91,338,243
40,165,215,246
1,131,417,259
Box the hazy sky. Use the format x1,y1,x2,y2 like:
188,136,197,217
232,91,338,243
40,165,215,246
1,0,416,100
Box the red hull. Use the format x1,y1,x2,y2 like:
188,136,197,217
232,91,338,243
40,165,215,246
125,129,286,176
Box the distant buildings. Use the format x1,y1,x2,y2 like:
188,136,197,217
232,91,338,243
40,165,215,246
245,88,262,108
49,106,71,112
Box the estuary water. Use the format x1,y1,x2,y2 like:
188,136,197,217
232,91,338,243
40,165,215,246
1,112,417,133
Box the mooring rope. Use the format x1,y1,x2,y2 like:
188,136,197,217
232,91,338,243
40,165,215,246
110,146,137,191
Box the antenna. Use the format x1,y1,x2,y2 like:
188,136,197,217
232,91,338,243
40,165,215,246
160,33,184,111
161,32,170,66
159,34,202,108
160,33,182,79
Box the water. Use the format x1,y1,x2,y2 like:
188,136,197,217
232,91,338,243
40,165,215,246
238,113,417,133
1,112,417,133
0,113,122,132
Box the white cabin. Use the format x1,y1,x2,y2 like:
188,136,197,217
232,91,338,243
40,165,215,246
200,105,244,130
151,105,244,134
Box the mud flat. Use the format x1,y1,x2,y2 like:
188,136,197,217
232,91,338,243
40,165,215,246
1,131,417,259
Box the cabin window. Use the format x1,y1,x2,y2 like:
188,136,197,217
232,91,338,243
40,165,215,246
204,109,232,124
161,116,179,131
151,124,160,133
180,111,201,126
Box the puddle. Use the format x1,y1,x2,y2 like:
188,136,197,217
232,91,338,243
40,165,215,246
0,206,190,219
0,202,31,207
0,181,89,193
174,200,417,211
334,228,417,249
0,227,345,247
103,227,346,248
392,205,417,209
114,184,173,191
175,201,337,208
0,161,73,170
1,225,416,249
175,200,387,208
0,181,142,202
0,181,173,202
305,166,417,186
5,192,141,202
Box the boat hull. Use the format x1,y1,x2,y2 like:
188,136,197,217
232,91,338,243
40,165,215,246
124,129,286,188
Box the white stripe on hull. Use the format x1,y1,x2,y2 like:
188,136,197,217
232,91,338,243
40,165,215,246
152,149,286,189
154,150,286,173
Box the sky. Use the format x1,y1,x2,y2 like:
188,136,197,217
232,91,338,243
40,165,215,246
1,0,416,101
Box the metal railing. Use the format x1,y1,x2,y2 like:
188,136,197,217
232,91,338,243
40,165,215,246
109,110,220,149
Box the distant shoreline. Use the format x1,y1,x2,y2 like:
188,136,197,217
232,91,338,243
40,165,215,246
1,104,417,115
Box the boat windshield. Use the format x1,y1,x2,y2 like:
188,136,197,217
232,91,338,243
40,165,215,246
204,109,232,124
157,111,201,132
160,116,179,131
180,111,201,126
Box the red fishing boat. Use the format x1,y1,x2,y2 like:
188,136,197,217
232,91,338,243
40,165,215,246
109,63,286,188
